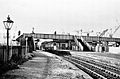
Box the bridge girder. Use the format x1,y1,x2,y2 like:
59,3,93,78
16,33,120,42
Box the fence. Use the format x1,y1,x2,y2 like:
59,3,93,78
0,45,28,63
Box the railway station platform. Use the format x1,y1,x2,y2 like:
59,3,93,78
0,50,93,79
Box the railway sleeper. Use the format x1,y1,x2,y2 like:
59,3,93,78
75,56,120,73
71,56,120,75
77,61,119,79
66,57,120,79
73,56,120,71
64,57,106,79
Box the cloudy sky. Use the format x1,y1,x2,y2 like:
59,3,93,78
0,0,120,42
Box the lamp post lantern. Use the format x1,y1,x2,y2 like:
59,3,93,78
3,15,14,61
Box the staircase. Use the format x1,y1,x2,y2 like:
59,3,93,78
73,36,93,51
73,36,83,51
80,37,93,51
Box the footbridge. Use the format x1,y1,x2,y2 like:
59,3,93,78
16,33,120,52
17,33,120,42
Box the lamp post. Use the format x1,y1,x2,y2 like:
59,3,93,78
3,15,14,61
31,27,35,51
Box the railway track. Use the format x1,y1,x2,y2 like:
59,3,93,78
63,56,120,79
72,55,120,75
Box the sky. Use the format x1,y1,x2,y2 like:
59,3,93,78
0,0,120,43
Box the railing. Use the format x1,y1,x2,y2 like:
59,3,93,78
73,36,83,51
17,33,120,42
81,37,92,51
0,46,27,63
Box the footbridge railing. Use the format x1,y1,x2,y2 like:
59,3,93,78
73,36,83,51
16,33,120,42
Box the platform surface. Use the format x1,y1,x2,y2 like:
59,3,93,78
0,50,93,79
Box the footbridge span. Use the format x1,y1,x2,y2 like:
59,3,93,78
17,33,120,42
16,33,120,52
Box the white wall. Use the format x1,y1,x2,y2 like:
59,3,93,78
109,47,120,54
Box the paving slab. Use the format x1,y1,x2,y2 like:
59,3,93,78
0,50,93,79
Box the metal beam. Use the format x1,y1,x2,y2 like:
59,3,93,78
16,33,120,42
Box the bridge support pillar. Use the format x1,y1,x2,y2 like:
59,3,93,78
25,37,28,55
102,41,109,52
68,40,72,50
105,41,109,52
27,37,34,53
95,41,103,52
58,43,60,49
